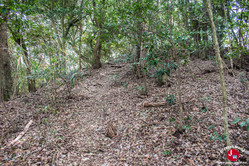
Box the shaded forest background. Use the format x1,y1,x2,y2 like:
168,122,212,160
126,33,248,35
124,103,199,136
0,0,248,97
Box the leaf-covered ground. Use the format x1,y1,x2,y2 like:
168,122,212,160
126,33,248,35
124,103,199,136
0,59,249,165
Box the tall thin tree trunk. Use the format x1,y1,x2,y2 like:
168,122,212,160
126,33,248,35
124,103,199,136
135,0,143,78
79,21,83,70
93,32,102,69
176,57,184,129
0,22,13,100
135,20,142,78
223,3,234,74
169,0,184,130
18,40,36,92
206,0,231,147
61,0,67,69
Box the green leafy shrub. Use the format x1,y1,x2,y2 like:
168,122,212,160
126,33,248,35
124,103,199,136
122,82,129,88
166,94,176,105
136,85,148,95
210,131,226,142
240,73,248,84
109,73,119,85
232,118,249,131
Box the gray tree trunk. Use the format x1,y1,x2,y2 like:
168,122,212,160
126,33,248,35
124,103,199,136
0,22,13,100
206,0,231,146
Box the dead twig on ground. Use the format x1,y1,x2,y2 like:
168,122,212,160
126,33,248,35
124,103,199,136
143,102,168,107
1,120,33,150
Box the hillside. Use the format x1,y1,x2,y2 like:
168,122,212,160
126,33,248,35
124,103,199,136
0,59,248,165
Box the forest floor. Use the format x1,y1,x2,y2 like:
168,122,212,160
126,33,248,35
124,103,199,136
0,59,249,166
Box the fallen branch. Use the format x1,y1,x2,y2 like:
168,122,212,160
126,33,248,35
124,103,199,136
143,102,168,107
110,65,124,68
2,120,33,150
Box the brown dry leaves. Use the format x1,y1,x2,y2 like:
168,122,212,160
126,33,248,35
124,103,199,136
0,59,248,165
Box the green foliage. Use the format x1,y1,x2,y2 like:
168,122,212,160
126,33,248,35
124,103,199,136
208,125,215,130
135,84,148,95
165,94,176,105
122,82,129,89
44,106,57,115
201,107,208,113
184,125,191,131
169,117,176,122
240,73,248,84
162,150,171,156
199,97,212,101
232,118,249,131
210,131,226,142
113,54,133,63
109,73,119,85
4,0,248,101
185,115,192,121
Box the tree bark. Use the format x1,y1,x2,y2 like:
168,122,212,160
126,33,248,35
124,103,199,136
7,20,36,93
92,0,105,69
23,48,36,92
0,22,13,100
206,0,231,147
169,0,184,130
93,32,102,69
135,20,142,78
135,0,143,78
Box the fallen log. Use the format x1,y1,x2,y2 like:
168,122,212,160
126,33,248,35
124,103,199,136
143,102,168,107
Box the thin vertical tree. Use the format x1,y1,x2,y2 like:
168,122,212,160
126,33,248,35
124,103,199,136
206,0,231,146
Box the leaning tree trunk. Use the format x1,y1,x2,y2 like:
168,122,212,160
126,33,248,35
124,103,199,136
0,22,13,100
206,0,231,147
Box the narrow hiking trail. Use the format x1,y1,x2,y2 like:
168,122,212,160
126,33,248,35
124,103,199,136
0,60,248,165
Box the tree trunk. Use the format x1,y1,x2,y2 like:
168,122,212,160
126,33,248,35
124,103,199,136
223,3,234,74
135,0,143,78
79,21,83,70
0,22,13,100
7,22,36,93
92,0,104,69
206,0,231,147
22,45,36,92
176,57,184,130
169,0,184,131
93,33,102,69
135,21,142,78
